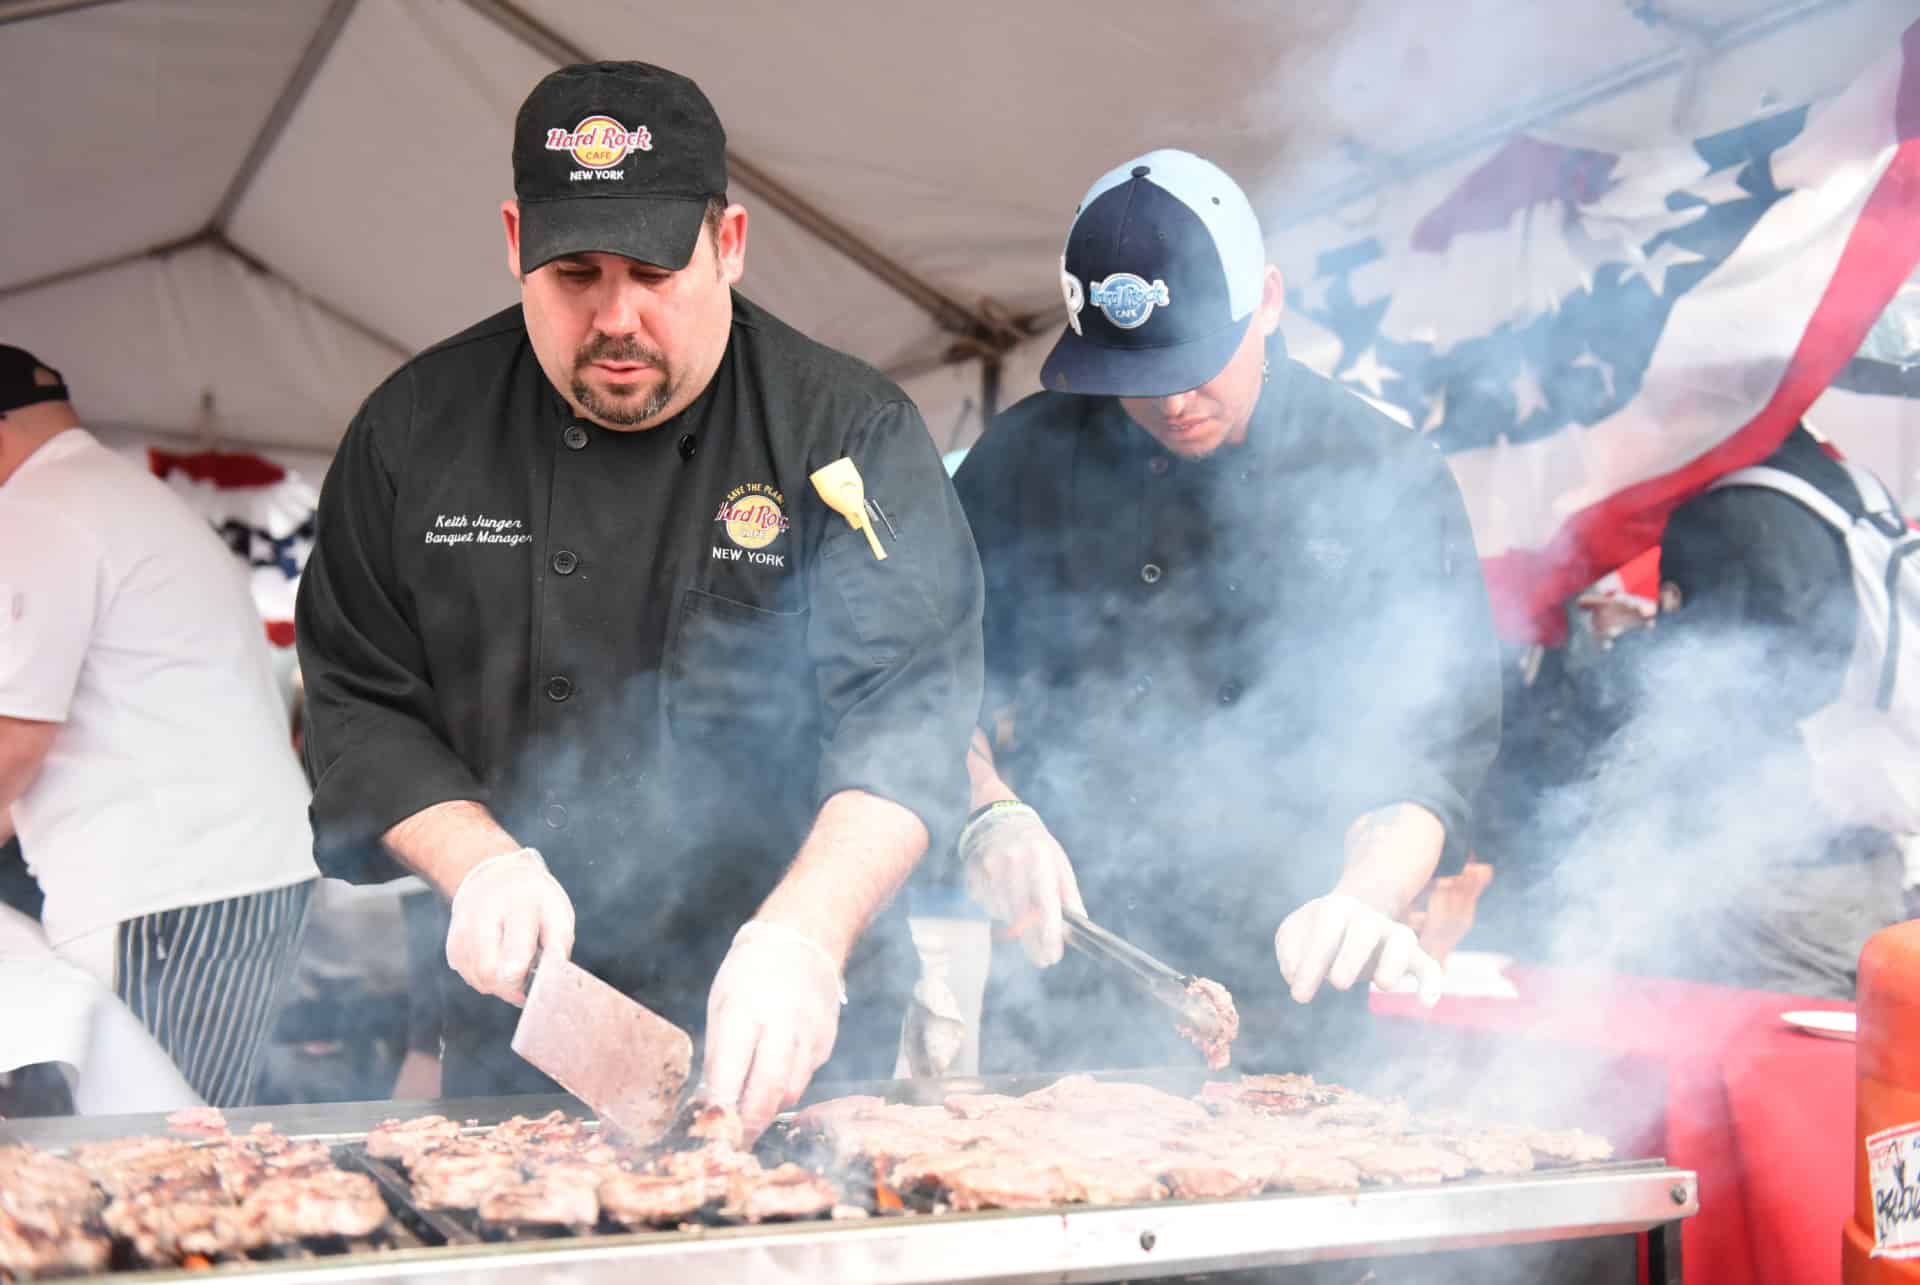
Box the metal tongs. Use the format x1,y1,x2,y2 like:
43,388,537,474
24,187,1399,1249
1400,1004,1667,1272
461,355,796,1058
1061,910,1232,1043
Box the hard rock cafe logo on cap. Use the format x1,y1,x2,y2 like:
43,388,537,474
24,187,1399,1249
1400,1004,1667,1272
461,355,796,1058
1089,272,1171,330
714,482,790,552
546,116,653,170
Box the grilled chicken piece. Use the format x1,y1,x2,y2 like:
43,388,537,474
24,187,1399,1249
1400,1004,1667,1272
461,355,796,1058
365,1114,462,1164
1056,1164,1166,1205
1445,1133,1536,1175
407,1141,522,1210
942,1093,1024,1120
1178,977,1241,1071
71,1135,210,1196
0,1208,112,1278
1160,1162,1268,1200
476,1172,600,1228
101,1177,245,1260
242,1169,388,1241
0,1147,103,1232
942,1163,1080,1210
1270,1151,1364,1192
598,1170,712,1225
166,1106,230,1136
1518,1128,1614,1164
1352,1143,1471,1185
724,1164,838,1221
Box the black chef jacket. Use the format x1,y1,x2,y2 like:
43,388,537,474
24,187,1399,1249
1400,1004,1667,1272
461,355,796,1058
296,294,985,1094
951,349,1501,1077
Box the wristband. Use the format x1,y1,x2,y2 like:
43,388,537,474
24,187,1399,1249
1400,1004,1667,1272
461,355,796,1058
957,800,1039,859
736,920,848,1005
964,798,1028,828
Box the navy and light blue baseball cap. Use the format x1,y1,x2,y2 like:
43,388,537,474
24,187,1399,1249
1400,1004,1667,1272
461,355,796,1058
1041,149,1269,399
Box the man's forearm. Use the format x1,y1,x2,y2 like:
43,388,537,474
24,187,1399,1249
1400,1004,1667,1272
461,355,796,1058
753,789,928,968
382,800,524,900
966,726,1019,811
1333,802,1445,918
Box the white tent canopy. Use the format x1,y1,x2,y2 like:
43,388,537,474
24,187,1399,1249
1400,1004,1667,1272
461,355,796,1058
3,0,1913,475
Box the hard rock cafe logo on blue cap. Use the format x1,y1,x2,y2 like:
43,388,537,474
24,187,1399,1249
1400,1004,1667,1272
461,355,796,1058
1088,273,1171,330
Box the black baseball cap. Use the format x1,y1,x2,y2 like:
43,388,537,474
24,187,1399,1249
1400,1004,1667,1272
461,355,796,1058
0,345,68,415
512,61,728,275
1042,149,1269,399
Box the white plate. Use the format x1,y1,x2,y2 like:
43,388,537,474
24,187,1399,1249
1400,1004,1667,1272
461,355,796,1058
1782,1009,1857,1040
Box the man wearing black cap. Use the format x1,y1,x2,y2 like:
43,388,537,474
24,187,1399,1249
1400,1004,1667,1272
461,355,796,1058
296,62,983,1130
952,151,1501,1073
0,345,318,1108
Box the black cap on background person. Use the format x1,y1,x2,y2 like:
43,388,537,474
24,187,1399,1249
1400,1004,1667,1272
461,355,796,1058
511,60,729,275
0,346,69,417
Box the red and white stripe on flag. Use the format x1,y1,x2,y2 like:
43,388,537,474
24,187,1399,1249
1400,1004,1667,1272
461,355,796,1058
147,448,317,647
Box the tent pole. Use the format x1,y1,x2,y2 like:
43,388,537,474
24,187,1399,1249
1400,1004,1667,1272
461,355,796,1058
0,232,211,302
0,0,126,27
208,0,361,230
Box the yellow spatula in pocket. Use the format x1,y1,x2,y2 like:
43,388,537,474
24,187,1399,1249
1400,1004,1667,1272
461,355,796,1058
810,457,887,561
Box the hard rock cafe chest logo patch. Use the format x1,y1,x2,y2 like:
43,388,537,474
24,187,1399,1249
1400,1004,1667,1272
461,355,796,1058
713,482,791,565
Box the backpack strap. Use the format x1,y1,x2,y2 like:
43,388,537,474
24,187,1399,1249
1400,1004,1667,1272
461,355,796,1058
1708,465,1856,532
1835,459,1911,539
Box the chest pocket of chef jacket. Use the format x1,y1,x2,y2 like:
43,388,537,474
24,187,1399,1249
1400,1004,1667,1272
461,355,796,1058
665,588,813,737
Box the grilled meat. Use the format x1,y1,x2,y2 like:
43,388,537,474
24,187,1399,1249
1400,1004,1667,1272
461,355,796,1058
1518,1128,1615,1164
406,1140,523,1210
598,1170,713,1225
0,1208,111,1279
1444,1133,1536,1175
1351,1144,1472,1185
1178,977,1241,1070
165,1106,230,1136
724,1164,839,1221
365,1114,462,1164
942,1162,1080,1211
940,1093,1020,1120
1270,1151,1364,1192
0,1147,101,1234
1160,1163,1266,1200
679,1101,746,1150
241,1169,387,1241
476,1171,601,1228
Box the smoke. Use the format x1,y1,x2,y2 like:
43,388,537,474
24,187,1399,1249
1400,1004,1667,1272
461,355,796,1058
1482,605,1902,998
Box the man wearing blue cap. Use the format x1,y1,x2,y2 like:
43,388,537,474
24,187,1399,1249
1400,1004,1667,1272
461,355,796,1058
952,151,1502,1072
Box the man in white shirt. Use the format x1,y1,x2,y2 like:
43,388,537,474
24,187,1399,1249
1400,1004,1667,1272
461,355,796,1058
0,345,318,1108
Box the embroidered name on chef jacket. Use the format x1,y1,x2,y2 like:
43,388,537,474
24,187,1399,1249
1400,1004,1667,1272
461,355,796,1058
712,482,791,567
423,513,533,547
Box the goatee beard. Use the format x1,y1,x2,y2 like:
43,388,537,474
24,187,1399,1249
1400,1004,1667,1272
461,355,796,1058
571,374,674,426
572,334,674,426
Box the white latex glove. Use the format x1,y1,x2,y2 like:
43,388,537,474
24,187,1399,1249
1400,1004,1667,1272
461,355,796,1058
702,921,845,1140
444,848,575,1006
960,802,1086,967
1275,893,1444,1008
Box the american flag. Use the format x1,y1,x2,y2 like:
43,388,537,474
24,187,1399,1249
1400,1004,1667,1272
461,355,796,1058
148,448,316,647
1283,18,1920,644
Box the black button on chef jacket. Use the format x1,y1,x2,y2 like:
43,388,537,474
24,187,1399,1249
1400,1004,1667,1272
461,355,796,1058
951,350,1501,1074
296,295,985,1091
